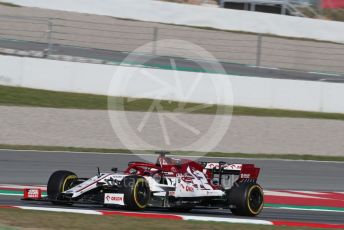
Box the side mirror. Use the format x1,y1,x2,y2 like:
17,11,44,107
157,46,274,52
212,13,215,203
111,167,118,173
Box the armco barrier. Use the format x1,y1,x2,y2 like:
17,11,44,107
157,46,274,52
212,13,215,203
3,0,344,44
1,54,344,113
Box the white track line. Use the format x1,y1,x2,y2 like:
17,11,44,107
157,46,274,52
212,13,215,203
308,72,341,77
257,66,279,70
287,190,326,195
16,206,102,215
266,206,344,213
0,193,22,196
11,206,273,225
0,184,46,189
263,190,329,199
182,215,273,225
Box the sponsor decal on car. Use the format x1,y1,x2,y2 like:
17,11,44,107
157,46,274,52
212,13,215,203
23,188,42,199
104,193,125,205
205,163,242,170
240,173,251,179
186,186,194,192
180,184,194,192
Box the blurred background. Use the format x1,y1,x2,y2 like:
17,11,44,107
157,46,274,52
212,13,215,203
162,0,344,21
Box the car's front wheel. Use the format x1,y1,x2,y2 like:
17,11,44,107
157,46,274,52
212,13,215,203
47,170,78,204
122,175,150,210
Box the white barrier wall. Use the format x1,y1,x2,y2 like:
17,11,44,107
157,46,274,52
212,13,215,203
4,0,344,44
1,55,344,113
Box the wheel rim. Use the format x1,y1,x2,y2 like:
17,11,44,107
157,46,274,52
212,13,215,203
248,186,263,213
134,179,150,208
62,175,77,192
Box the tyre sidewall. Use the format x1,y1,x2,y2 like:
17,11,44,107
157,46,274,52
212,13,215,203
47,170,77,200
229,182,264,216
122,175,150,210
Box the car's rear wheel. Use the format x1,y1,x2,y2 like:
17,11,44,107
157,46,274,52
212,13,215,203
229,182,264,216
122,175,150,210
47,170,78,204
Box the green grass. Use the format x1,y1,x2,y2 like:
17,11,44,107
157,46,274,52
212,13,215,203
300,7,344,22
0,225,16,230
1,144,344,162
322,9,344,22
0,2,20,7
0,208,327,230
0,85,108,109
2,85,344,120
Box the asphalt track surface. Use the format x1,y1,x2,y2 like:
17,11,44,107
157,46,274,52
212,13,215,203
1,39,344,83
0,149,343,225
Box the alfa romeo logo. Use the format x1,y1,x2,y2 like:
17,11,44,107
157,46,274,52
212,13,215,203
108,39,233,162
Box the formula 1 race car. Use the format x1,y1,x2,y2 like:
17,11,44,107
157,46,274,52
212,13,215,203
23,152,264,216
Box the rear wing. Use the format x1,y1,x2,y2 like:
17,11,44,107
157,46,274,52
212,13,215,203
201,162,260,183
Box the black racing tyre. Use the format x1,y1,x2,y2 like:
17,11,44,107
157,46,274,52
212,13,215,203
47,170,78,202
229,182,264,216
122,175,150,210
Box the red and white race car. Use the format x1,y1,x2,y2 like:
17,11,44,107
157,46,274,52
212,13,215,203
23,151,264,216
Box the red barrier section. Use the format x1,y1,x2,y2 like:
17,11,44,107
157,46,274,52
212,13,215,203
0,205,17,209
322,0,344,9
265,191,344,208
273,221,344,229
